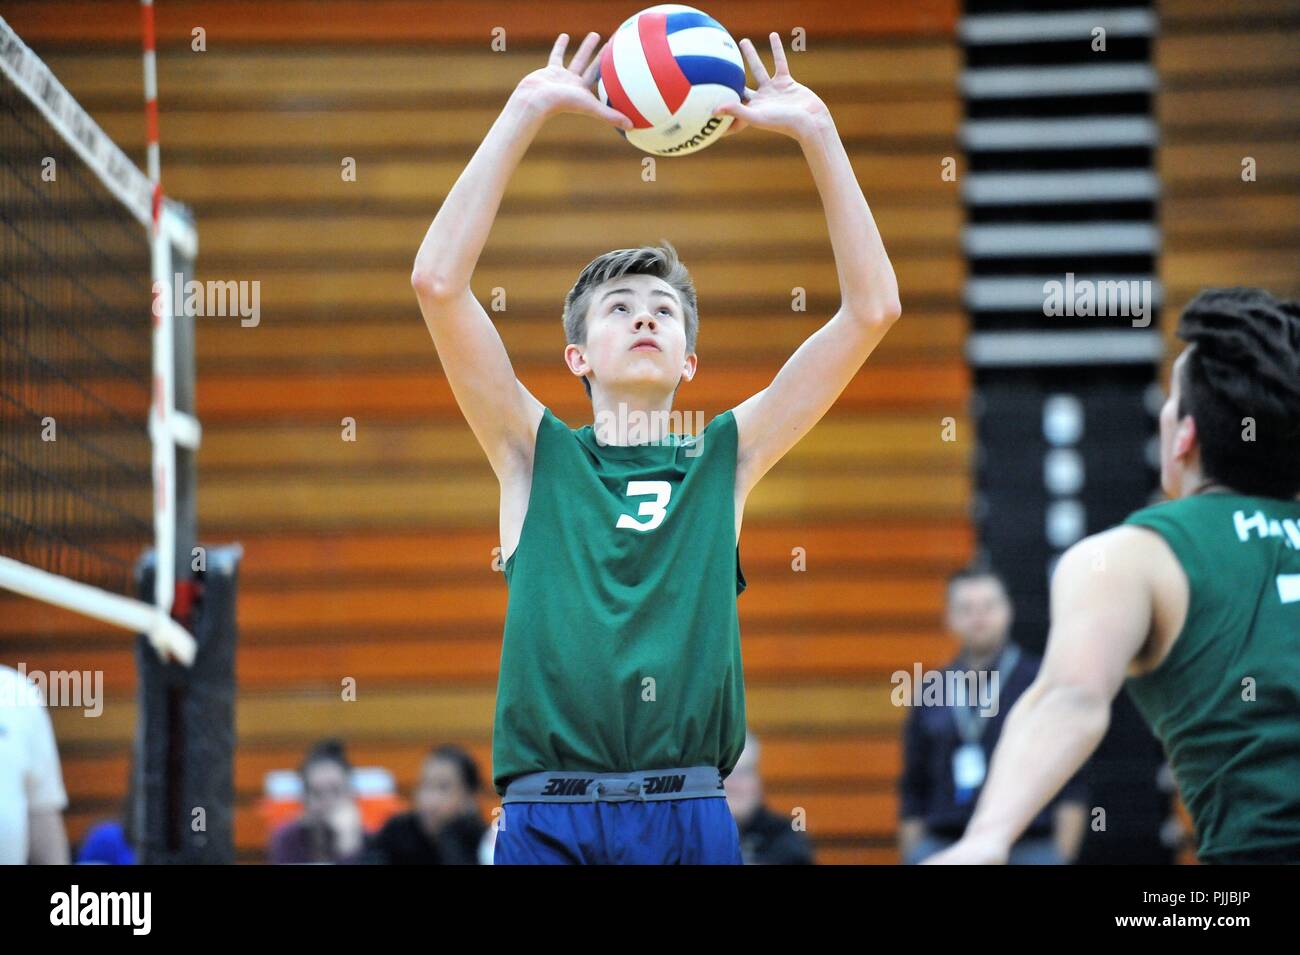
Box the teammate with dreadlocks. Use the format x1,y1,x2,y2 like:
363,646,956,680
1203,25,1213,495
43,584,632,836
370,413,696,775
930,288,1300,865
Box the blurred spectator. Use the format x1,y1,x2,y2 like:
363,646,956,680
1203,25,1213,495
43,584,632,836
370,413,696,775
899,565,1088,864
725,731,815,865
0,664,69,864
360,744,486,864
268,738,364,864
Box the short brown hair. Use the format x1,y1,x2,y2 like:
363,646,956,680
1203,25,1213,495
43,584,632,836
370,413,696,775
562,239,699,400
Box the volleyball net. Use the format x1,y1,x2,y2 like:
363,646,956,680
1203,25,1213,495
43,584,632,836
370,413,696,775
0,14,199,665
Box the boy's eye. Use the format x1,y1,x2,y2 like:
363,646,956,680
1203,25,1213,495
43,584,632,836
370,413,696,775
611,302,674,316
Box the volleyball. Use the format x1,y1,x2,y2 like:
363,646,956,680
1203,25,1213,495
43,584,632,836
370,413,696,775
597,4,745,156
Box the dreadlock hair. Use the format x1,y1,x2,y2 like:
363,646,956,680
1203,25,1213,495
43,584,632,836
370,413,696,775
1175,287,1300,499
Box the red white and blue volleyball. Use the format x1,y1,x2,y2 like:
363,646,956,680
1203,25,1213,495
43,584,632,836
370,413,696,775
598,4,745,156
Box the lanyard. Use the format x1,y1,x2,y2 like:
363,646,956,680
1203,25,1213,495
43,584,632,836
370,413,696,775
951,644,1020,744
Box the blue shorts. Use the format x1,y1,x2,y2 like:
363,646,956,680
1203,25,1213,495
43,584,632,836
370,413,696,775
494,796,743,865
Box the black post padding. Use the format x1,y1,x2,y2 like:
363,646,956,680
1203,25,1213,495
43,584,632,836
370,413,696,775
134,543,241,864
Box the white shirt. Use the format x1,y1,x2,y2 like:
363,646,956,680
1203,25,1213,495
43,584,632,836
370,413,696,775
0,665,68,864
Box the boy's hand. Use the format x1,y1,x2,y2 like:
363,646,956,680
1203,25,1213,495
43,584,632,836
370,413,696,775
515,32,634,131
711,32,831,141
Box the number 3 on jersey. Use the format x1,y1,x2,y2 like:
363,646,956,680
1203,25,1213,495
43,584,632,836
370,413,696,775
617,480,672,532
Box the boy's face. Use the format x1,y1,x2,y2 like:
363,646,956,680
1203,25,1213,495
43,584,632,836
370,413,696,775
568,273,696,402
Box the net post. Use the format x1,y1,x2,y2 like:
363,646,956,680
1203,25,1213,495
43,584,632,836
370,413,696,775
165,200,199,590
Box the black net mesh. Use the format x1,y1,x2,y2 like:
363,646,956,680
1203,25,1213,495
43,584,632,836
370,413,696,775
0,77,153,599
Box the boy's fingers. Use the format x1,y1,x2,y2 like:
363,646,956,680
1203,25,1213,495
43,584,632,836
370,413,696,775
549,33,568,68
713,101,753,123
577,95,631,129
769,31,790,76
739,38,770,85
719,116,746,137
569,31,601,76
581,41,609,87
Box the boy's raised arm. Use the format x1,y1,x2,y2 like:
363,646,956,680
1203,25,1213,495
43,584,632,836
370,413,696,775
715,34,901,497
410,33,631,477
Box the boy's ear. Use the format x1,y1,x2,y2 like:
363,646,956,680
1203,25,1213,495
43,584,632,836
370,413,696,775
564,342,590,377
680,352,698,383
1174,413,1197,460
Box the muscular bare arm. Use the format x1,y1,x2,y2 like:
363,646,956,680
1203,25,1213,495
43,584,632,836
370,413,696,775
925,525,1186,863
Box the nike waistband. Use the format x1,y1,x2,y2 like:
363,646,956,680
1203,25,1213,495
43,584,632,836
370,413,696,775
501,765,726,804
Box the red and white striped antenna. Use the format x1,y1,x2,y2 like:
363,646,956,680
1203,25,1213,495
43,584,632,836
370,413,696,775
140,0,163,229
139,0,202,662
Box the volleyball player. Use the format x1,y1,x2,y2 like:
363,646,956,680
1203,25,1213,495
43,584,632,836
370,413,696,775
409,31,899,863
929,288,1300,864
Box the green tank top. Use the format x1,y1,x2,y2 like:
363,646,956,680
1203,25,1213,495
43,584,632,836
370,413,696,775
1124,492,1300,863
493,407,748,795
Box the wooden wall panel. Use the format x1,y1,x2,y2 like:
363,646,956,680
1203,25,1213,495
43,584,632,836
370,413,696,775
3,1,958,45
3,5,967,863
1157,0,1300,359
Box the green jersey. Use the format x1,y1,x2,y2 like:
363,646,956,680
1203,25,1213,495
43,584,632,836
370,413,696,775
493,407,748,795
1124,492,1300,863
